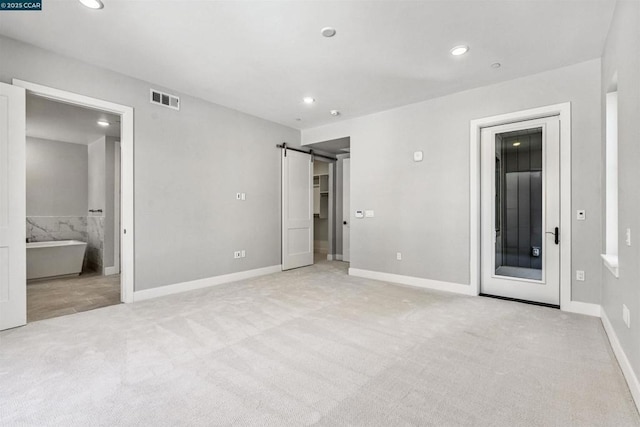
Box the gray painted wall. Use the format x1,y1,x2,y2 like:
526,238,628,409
26,137,88,216
1,35,300,291
600,0,640,390
303,59,602,303
88,137,105,214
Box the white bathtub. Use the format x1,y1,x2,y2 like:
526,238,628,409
26,240,88,280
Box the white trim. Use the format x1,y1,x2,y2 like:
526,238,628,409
112,140,121,276
601,254,620,278
563,301,601,317
349,268,476,296
601,308,640,411
13,79,135,304
104,266,119,276
469,103,573,310
133,265,282,302
335,254,343,261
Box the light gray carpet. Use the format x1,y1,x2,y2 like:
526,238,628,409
1,260,638,426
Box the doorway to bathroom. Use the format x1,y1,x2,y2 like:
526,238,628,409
24,93,123,322
0,80,134,331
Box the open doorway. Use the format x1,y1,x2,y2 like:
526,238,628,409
280,137,350,270
25,94,122,322
305,137,350,264
313,160,330,263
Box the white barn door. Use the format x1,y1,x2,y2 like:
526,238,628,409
0,82,26,330
282,149,313,270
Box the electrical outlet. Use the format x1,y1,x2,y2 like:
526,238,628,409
234,251,241,259
576,210,586,221
623,304,631,328
396,252,402,261
241,250,246,258
236,193,242,200
576,270,585,281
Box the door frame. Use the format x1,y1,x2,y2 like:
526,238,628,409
469,102,581,312
14,79,135,304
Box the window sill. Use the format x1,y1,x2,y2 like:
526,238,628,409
601,254,619,278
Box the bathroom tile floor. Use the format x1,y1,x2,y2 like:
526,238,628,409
27,273,121,322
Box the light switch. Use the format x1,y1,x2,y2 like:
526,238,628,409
365,210,374,218
413,151,423,162
241,193,246,201
626,228,631,246
577,210,586,221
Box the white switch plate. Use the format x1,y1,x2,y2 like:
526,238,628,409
241,193,246,201
396,252,402,261
576,270,585,281
626,228,631,246
236,193,242,200
234,251,241,259
576,210,586,221
413,151,423,162
241,250,246,258
365,210,374,218
355,210,364,218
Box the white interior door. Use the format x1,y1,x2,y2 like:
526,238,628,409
282,149,313,270
0,83,26,330
342,158,350,262
480,117,560,305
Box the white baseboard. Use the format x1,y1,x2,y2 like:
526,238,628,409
104,266,119,276
334,254,343,261
601,308,640,412
349,268,476,296
133,265,282,302
327,254,334,260
562,301,601,317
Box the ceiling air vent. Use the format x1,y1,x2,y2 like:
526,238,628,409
150,89,180,111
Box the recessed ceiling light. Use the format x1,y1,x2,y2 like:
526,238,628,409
321,27,336,38
491,62,501,69
330,110,340,116
97,120,110,127
303,97,315,104
79,0,104,9
513,142,521,147
450,45,469,56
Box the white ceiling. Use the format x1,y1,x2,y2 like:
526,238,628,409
0,0,616,130
26,94,121,145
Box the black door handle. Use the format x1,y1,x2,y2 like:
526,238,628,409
546,227,559,245
343,221,347,225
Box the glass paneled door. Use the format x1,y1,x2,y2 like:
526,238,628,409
480,117,560,306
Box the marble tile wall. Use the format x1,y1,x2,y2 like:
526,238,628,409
86,215,105,272
26,216,87,243
26,216,104,273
